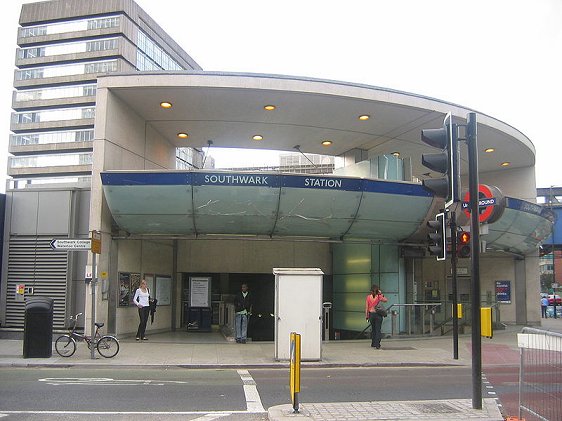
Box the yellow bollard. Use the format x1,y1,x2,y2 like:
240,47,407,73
290,332,301,413
481,307,493,338
456,303,463,319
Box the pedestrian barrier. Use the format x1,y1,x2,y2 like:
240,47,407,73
388,303,441,336
518,327,562,420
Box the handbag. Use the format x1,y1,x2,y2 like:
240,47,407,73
375,303,388,317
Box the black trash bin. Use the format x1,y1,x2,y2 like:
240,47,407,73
23,297,54,358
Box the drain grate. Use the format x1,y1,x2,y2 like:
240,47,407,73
411,403,461,414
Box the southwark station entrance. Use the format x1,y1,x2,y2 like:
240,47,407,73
101,168,432,339
1,72,554,337
98,167,553,340
38,71,550,340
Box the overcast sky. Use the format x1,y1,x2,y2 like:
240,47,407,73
1,0,561,191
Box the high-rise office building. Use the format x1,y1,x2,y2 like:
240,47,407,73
10,0,202,189
2,0,202,327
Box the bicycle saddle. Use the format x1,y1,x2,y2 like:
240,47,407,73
95,322,104,328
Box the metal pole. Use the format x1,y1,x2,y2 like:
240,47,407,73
450,211,459,359
90,251,97,360
547,185,558,319
467,112,482,409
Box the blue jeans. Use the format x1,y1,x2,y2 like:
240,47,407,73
235,313,248,341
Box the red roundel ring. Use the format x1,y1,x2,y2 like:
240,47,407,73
463,184,498,223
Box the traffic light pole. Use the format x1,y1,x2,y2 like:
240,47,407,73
450,211,459,360
467,112,482,409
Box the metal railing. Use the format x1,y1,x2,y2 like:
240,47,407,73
389,303,442,336
518,327,562,421
389,300,503,337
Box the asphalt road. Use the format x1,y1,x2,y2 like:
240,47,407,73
0,366,501,420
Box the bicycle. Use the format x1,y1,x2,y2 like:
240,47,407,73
55,312,120,358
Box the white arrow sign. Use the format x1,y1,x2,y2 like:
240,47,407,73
50,239,91,250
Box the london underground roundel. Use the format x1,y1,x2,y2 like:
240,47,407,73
462,184,505,223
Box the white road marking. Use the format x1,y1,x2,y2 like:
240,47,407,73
237,369,266,413
38,377,188,386
0,411,243,415
191,414,231,421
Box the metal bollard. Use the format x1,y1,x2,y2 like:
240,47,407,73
391,310,398,336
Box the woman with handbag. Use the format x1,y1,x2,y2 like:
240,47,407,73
365,284,388,349
133,279,151,341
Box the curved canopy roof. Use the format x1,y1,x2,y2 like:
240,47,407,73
97,71,535,179
101,170,434,241
101,170,554,255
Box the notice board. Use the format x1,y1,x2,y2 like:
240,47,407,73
495,280,511,303
189,277,211,307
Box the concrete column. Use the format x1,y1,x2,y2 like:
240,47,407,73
515,258,527,324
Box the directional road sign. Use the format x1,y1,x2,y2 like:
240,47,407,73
50,239,91,250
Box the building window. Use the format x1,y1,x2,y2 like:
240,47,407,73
136,30,183,70
10,129,94,146
84,60,118,74
16,60,118,80
19,15,120,38
12,107,96,125
9,152,93,169
86,38,118,52
17,38,118,59
15,84,97,102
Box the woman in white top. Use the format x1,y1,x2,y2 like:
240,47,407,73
133,279,150,341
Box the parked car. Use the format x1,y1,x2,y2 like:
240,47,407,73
548,294,562,305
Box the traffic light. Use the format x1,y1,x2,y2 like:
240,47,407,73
420,113,460,208
427,212,446,261
457,230,471,258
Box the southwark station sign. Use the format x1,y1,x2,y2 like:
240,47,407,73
101,171,432,196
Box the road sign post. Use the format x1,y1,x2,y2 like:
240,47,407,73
89,230,100,360
50,232,101,360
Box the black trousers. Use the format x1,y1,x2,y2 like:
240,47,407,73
136,306,150,338
369,312,383,347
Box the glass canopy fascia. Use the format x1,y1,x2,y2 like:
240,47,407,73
101,171,433,240
101,171,555,253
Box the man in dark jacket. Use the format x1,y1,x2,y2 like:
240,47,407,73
234,283,252,343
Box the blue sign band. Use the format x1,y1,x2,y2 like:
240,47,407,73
101,171,432,197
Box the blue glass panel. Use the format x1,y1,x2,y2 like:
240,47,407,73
380,245,399,273
378,273,399,294
332,243,371,274
333,310,368,331
193,184,279,234
371,244,380,273
113,214,194,234
333,274,371,293
333,292,367,310
104,185,192,214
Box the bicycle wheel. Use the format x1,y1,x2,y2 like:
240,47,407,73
55,335,76,357
97,336,119,358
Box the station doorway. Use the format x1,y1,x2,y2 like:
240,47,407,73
179,272,333,341
180,272,275,341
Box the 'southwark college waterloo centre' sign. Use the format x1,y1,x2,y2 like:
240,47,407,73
50,239,91,250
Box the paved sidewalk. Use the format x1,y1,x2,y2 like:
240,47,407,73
268,399,503,421
1,318,560,420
